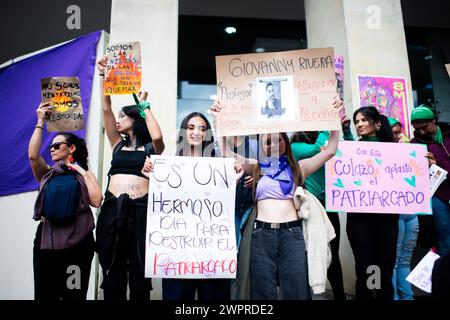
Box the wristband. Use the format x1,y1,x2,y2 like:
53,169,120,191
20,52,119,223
138,101,151,118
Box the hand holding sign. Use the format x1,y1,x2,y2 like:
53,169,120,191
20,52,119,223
141,156,153,179
40,76,84,132
104,41,142,95
234,161,245,182
36,101,52,122
97,55,108,74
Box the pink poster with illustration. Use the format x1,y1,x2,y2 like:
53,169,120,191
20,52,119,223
358,75,411,137
325,141,431,215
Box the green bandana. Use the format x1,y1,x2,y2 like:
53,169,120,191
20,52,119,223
132,93,151,118
434,126,444,144
411,104,434,122
388,117,400,127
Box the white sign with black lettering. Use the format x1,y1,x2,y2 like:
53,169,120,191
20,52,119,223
145,156,237,279
406,250,440,293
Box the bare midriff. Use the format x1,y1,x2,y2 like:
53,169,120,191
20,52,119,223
256,198,299,223
109,174,149,199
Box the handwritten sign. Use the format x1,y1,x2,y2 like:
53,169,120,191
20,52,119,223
104,41,141,95
335,55,344,101
358,75,411,137
41,76,84,132
215,47,339,136
325,141,431,214
145,156,237,279
406,251,440,293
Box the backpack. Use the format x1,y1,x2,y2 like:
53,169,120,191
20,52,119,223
42,172,81,225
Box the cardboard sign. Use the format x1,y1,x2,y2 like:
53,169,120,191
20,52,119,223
215,47,340,136
325,141,431,214
358,75,411,137
41,76,84,132
406,251,440,293
145,156,237,279
104,41,141,95
335,55,344,102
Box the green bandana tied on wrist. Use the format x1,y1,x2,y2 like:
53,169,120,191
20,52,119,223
132,93,151,118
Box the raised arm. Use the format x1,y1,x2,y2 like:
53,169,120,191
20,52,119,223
291,131,329,161
299,95,343,179
97,55,123,148
28,102,51,182
299,129,339,179
209,100,258,175
137,91,165,155
341,113,355,141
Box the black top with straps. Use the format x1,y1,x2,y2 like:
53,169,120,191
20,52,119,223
108,140,155,180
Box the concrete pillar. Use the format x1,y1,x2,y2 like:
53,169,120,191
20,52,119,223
305,0,414,296
105,0,179,300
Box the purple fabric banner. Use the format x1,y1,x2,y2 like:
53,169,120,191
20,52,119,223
0,31,100,196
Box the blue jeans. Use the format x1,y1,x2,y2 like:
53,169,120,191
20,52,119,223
250,224,310,300
392,214,419,300
432,196,450,256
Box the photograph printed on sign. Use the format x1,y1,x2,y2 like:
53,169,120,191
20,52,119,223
256,76,295,122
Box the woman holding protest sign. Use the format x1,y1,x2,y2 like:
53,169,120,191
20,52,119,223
209,95,343,300
29,102,102,300
141,111,245,300
95,55,165,301
387,117,419,300
341,106,399,300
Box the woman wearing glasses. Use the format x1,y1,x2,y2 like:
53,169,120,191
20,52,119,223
28,101,103,300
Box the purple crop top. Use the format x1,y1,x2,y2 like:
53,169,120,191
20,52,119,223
255,174,295,201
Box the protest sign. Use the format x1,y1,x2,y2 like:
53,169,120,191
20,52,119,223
215,47,340,136
406,251,440,293
358,75,411,137
145,156,237,278
335,55,344,102
325,141,431,214
41,76,84,132
104,41,141,95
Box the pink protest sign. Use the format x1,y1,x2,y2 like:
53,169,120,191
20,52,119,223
325,141,431,214
335,55,344,101
358,75,411,137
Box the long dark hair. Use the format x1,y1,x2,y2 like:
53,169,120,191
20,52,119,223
176,112,215,157
353,106,394,142
58,133,89,170
121,105,152,148
291,131,319,144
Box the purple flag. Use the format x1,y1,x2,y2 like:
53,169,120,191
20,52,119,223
0,31,100,196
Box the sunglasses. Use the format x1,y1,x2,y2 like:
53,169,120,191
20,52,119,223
49,142,69,150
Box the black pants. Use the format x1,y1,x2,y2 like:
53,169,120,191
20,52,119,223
326,212,346,300
347,213,398,300
33,223,95,301
162,278,231,300
97,192,152,301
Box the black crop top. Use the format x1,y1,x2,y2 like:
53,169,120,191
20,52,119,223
108,140,155,179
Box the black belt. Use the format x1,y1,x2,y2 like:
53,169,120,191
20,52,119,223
254,219,302,230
